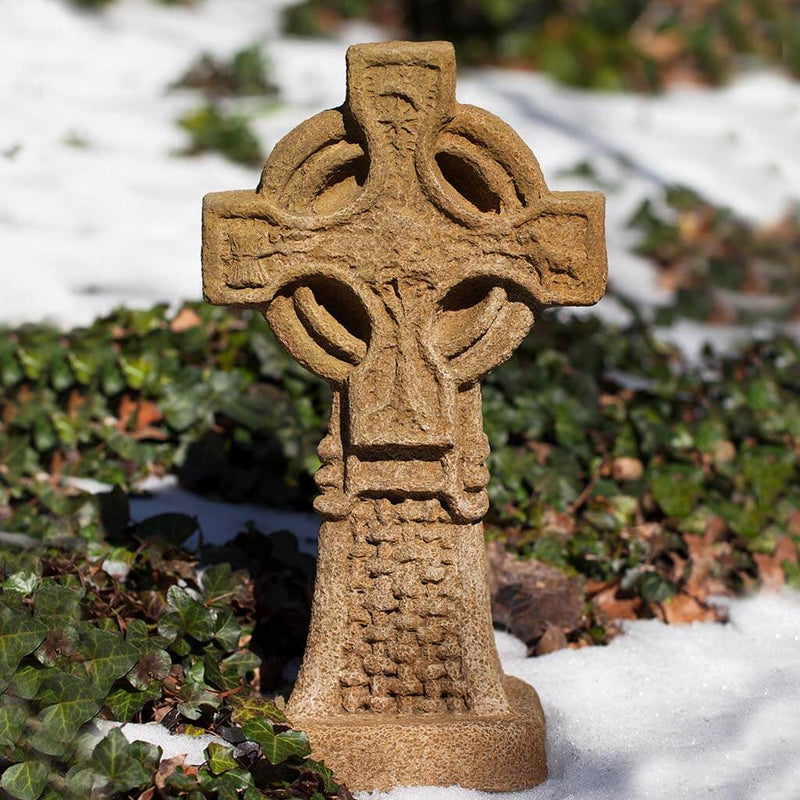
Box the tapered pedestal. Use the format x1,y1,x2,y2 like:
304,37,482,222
291,676,546,792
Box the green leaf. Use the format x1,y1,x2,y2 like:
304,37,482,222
230,697,288,726
212,609,241,651
741,447,795,507
220,651,260,682
77,626,140,698
64,765,103,796
90,728,154,792
128,649,171,691
6,663,47,700
648,463,704,517
105,684,161,722
34,626,79,667
639,572,676,604
242,718,310,764
128,738,163,772
177,681,220,720
159,585,216,644
33,583,83,627
36,672,102,746
0,700,27,747
124,618,150,651
202,563,234,605
205,742,239,775
303,759,338,794
2,572,38,595
0,606,48,692
0,760,50,800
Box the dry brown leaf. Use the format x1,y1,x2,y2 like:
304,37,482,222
534,623,568,656
486,541,583,645
684,533,718,598
117,394,139,431
170,306,203,332
541,508,575,537
754,537,798,592
611,457,644,482
661,592,722,625
154,755,187,791
592,583,641,621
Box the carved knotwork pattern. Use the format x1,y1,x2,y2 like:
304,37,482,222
339,500,468,714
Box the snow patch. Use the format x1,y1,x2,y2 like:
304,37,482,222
91,720,224,766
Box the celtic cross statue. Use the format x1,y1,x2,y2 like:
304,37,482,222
202,41,607,792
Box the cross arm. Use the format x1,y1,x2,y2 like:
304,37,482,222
202,190,285,307
510,190,607,309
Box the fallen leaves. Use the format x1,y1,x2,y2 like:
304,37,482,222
486,541,584,649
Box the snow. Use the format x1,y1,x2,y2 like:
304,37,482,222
2,0,800,340
63,473,320,553
131,474,319,552
91,720,225,765
85,593,800,798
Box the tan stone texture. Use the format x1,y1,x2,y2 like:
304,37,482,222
202,40,607,792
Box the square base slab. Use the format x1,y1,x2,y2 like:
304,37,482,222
290,676,546,792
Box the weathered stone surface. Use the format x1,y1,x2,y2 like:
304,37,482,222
202,40,606,792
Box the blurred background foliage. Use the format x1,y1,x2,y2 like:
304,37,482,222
283,0,800,91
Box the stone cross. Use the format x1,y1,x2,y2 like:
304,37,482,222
202,41,606,792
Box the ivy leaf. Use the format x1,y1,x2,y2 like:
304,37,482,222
741,447,796,507
64,765,103,797
177,681,220,721
0,760,50,800
0,606,48,692
648,463,704,517
105,683,162,722
202,563,234,605
34,626,79,667
639,571,677,604
128,738,163,772
203,653,227,691
242,718,310,764
212,609,242,651
33,583,83,627
90,728,155,792
36,672,102,747
0,701,27,747
205,742,239,775
6,663,47,700
2,571,38,596
159,585,216,644
230,697,288,726
124,618,150,651
303,759,338,794
127,649,171,691
77,626,140,698
220,651,260,683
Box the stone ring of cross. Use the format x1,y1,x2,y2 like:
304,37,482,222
203,41,605,524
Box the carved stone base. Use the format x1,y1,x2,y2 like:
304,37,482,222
290,676,547,792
